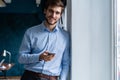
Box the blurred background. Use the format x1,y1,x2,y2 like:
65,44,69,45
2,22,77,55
0,0,45,76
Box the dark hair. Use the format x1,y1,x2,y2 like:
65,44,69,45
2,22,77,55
44,0,65,12
61,0,67,7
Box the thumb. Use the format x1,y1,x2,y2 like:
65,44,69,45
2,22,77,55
44,51,49,55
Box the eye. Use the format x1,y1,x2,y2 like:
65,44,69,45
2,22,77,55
48,9,61,15
56,11,61,15
48,9,53,14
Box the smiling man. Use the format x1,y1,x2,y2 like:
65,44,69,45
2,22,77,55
18,0,70,80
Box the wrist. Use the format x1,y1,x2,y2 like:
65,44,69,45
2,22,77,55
39,55,43,61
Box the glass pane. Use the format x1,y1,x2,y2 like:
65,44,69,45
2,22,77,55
117,0,120,80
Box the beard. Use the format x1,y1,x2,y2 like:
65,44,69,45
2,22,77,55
45,18,57,25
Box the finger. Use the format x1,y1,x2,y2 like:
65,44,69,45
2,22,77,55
45,51,49,53
43,52,48,55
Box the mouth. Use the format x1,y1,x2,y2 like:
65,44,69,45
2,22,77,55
46,18,57,25
48,17,56,21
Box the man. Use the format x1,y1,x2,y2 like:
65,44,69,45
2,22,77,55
18,0,70,80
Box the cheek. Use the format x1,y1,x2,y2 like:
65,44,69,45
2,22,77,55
45,14,51,19
45,11,51,17
57,15,61,20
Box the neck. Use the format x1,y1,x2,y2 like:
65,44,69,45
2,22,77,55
44,21,56,31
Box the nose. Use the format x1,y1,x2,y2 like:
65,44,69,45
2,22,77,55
51,12,56,18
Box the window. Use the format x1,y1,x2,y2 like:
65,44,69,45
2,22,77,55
117,0,120,80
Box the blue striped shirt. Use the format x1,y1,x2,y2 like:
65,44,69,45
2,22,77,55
18,22,70,80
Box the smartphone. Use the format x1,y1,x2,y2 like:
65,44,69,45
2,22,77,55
48,53,55,56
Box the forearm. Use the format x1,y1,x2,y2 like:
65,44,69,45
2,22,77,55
18,53,40,64
59,64,70,80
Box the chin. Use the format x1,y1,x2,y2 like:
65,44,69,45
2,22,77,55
46,19,57,25
48,21,57,25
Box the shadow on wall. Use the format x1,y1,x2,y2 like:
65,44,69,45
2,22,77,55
0,13,44,76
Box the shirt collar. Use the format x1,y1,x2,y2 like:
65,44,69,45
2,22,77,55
41,21,59,32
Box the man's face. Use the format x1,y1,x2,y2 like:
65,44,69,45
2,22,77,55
44,6,62,25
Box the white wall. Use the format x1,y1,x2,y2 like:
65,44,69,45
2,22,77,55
70,0,113,80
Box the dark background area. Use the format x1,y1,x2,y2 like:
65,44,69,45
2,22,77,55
0,0,45,76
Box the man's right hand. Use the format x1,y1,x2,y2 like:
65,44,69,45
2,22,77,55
39,51,55,62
